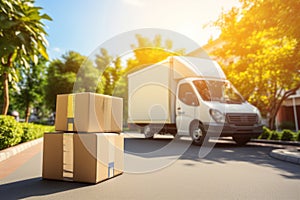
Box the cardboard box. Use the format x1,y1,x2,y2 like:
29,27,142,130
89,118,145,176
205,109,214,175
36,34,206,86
42,132,124,184
42,132,64,180
63,133,74,180
55,93,123,133
73,133,124,183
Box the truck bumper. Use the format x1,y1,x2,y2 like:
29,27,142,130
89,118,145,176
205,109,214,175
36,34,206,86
203,123,263,138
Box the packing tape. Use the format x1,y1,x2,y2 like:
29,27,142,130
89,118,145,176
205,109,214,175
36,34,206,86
67,95,75,131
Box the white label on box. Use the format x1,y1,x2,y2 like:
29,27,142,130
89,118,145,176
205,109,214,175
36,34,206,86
108,162,114,178
108,135,115,178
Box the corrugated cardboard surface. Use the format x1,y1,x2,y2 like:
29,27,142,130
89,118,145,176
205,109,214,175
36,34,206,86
73,133,124,183
55,93,123,133
111,97,123,133
42,132,64,180
55,95,68,132
63,133,74,180
43,132,124,184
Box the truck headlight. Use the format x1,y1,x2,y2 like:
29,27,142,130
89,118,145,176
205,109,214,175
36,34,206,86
210,109,226,123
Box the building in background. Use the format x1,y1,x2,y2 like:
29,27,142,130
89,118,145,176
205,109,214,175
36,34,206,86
276,91,300,131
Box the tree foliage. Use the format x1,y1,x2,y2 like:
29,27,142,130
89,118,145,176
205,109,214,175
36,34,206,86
126,34,185,73
211,0,300,129
45,51,99,111
12,57,47,122
0,0,51,115
95,48,123,95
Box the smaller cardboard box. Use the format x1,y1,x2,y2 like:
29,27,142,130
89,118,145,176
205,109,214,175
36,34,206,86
55,92,123,133
42,132,124,184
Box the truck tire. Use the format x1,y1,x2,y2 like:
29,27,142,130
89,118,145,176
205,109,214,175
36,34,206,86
143,125,155,139
190,122,206,146
232,136,251,146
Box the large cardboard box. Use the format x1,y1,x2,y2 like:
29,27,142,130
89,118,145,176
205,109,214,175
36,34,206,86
55,93,123,132
42,132,124,184
73,133,124,183
42,132,64,180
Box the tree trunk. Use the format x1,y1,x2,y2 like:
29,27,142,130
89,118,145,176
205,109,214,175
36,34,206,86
1,54,14,115
269,115,276,130
1,72,9,115
25,103,31,123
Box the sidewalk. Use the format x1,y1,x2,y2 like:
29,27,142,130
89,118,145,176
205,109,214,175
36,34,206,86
0,138,43,162
270,148,300,165
0,138,43,179
250,139,300,165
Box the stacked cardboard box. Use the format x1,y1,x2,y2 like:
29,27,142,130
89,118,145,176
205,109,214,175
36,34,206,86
55,92,123,132
43,92,124,184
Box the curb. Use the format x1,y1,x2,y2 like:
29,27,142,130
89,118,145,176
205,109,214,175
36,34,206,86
0,138,43,162
269,149,300,165
251,139,300,147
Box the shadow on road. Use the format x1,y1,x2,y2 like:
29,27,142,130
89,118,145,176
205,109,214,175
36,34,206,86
0,177,89,199
1,137,298,198
125,138,300,179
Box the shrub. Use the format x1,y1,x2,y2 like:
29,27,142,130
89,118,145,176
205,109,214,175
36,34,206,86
42,125,55,133
21,123,42,142
281,129,295,141
21,123,54,143
297,131,300,142
259,126,271,139
0,115,23,150
270,131,280,140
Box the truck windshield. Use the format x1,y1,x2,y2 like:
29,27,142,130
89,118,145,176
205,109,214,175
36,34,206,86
193,80,245,104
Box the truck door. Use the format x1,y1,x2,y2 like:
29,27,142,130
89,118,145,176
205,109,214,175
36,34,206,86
176,82,199,135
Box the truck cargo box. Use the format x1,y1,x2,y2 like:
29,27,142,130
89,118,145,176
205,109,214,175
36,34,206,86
127,56,225,125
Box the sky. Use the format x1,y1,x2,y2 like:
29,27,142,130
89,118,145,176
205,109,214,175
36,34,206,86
35,0,240,60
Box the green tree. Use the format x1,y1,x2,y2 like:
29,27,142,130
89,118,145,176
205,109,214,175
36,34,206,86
126,34,184,73
45,59,76,111
95,48,123,95
0,0,51,115
12,57,47,122
45,51,99,111
210,0,300,129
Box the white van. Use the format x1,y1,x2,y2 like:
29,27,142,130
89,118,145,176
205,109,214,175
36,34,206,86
127,56,263,145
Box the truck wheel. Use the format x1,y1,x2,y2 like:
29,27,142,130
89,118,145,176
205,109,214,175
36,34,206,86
143,125,154,139
190,122,206,146
232,136,251,145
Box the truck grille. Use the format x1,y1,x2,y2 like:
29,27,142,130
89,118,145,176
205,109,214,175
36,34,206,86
226,114,258,126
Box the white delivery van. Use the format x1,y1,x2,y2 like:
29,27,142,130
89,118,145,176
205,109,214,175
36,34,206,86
127,56,263,145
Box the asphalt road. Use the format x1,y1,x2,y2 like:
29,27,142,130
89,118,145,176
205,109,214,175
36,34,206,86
0,135,300,200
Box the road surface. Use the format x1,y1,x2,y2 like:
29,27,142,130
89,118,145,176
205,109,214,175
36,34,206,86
0,135,299,199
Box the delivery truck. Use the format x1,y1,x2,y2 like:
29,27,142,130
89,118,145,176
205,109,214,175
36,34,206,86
127,56,263,145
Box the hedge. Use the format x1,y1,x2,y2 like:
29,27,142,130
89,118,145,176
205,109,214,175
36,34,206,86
21,123,54,143
270,131,280,140
0,116,23,150
0,115,54,150
258,127,298,142
281,129,295,141
259,126,271,139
